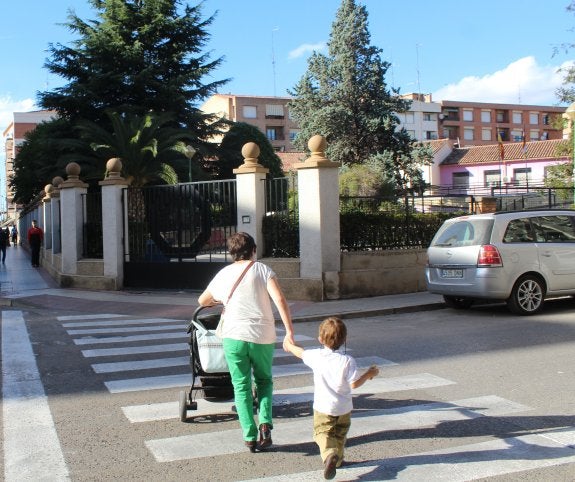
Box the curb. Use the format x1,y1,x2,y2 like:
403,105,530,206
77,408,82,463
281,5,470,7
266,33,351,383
290,302,446,323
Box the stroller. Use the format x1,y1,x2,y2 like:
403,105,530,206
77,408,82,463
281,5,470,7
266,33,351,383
179,305,234,422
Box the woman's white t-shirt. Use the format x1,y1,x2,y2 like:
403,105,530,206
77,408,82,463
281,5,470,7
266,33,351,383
206,261,276,344
302,347,359,416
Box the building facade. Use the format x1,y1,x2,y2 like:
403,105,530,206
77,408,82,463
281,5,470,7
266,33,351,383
439,100,565,148
200,94,300,152
2,110,57,220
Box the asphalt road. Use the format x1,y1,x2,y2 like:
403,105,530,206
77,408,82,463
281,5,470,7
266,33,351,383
2,298,575,481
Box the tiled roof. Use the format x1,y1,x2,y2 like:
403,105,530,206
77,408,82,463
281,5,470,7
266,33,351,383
277,151,307,171
441,139,570,165
420,138,453,155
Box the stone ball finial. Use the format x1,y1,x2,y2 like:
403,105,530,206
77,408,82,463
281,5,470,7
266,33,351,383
52,176,64,188
241,142,260,163
106,157,123,178
44,184,54,194
66,162,81,178
308,135,327,156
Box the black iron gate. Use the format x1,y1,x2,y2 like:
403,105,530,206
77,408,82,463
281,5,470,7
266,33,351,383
123,180,237,289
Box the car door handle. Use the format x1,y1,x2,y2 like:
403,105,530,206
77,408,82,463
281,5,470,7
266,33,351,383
541,252,552,257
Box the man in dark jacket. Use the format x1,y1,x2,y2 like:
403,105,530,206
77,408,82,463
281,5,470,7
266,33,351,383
27,220,44,267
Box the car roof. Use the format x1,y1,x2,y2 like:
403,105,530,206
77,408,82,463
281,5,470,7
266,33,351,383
448,209,575,222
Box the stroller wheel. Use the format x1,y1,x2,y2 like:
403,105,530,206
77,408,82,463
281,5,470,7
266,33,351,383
179,390,188,422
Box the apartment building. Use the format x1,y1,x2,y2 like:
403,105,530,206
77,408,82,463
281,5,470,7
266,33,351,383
397,93,441,141
2,110,57,220
200,94,300,152
439,100,565,147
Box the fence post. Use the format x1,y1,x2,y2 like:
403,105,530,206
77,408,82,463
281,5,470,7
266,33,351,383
293,135,341,299
41,185,53,266
99,158,129,288
59,163,88,275
233,143,269,258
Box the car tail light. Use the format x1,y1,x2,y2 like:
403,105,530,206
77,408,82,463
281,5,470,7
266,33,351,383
477,244,503,267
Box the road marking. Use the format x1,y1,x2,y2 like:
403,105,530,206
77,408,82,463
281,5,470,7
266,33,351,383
62,317,183,328
122,373,455,423
67,324,185,335
92,356,191,373
145,395,531,462
58,313,128,321
72,332,312,346
105,356,391,393
1,311,70,481
240,428,575,481
82,343,189,358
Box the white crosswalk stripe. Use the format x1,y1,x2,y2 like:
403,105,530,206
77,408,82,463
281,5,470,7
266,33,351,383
145,395,531,462
55,313,575,480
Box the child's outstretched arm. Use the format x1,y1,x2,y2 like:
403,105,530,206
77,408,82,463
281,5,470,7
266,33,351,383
283,338,304,359
350,365,379,389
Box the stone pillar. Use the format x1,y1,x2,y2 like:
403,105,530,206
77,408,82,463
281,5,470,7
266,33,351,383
233,143,269,258
42,185,53,267
293,135,341,299
99,158,129,287
51,177,63,255
59,164,88,275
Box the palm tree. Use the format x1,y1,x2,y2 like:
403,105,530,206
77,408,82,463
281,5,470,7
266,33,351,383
75,110,195,187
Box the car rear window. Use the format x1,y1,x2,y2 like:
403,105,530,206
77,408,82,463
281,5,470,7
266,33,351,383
431,218,494,247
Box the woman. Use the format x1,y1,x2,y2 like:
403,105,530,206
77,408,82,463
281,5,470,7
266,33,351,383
198,232,295,452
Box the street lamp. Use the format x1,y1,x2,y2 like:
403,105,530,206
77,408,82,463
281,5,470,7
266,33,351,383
564,102,575,206
185,145,196,183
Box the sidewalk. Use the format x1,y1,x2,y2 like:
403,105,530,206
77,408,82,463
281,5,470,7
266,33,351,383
0,245,445,321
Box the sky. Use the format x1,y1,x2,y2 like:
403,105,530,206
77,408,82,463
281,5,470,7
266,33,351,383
1,0,575,200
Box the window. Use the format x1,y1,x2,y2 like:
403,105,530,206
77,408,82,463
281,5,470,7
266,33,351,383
289,129,299,141
265,104,284,118
511,130,523,141
503,218,534,243
463,109,473,121
481,110,491,123
464,128,474,140
266,126,284,141
482,128,492,141
514,168,531,184
425,131,438,140
532,216,575,242
496,111,505,123
512,111,523,124
543,114,550,125
452,171,470,188
405,112,415,123
423,112,436,121
484,170,501,187
242,106,257,118
529,112,539,124
406,130,416,139
530,129,539,141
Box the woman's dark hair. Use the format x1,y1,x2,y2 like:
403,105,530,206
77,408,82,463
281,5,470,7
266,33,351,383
227,232,256,261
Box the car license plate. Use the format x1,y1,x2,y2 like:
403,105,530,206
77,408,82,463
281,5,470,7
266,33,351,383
441,269,463,278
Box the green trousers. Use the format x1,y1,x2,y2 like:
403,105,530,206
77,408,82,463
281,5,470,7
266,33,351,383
313,410,351,465
223,338,275,441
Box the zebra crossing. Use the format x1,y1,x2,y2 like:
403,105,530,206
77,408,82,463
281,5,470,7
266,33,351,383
58,312,575,480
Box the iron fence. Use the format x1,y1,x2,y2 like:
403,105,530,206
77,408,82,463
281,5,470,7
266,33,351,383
82,191,103,258
125,180,237,263
263,175,299,257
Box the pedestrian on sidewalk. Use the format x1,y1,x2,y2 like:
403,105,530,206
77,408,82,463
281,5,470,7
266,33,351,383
198,232,295,452
0,227,9,264
10,225,18,246
283,317,379,480
27,220,44,267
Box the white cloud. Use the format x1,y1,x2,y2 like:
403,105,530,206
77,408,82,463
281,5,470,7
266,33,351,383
0,96,36,135
288,42,326,60
432,56,572,105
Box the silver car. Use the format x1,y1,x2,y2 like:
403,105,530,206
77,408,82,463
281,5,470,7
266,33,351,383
425,209,575,315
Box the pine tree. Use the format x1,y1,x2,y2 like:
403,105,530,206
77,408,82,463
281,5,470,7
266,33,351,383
288,0,429,193
39,0,227,141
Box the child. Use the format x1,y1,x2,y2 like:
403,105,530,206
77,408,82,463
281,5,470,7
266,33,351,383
283,316,379,480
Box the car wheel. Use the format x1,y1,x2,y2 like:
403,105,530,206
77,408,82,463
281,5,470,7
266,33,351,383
507,275,545,315
443,295,474,309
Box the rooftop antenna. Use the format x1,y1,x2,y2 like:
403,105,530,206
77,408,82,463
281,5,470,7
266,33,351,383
415,43,422,96
272,27,279,97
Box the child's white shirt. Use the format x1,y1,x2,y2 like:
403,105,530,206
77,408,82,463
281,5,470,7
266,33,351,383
302,347,359,416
